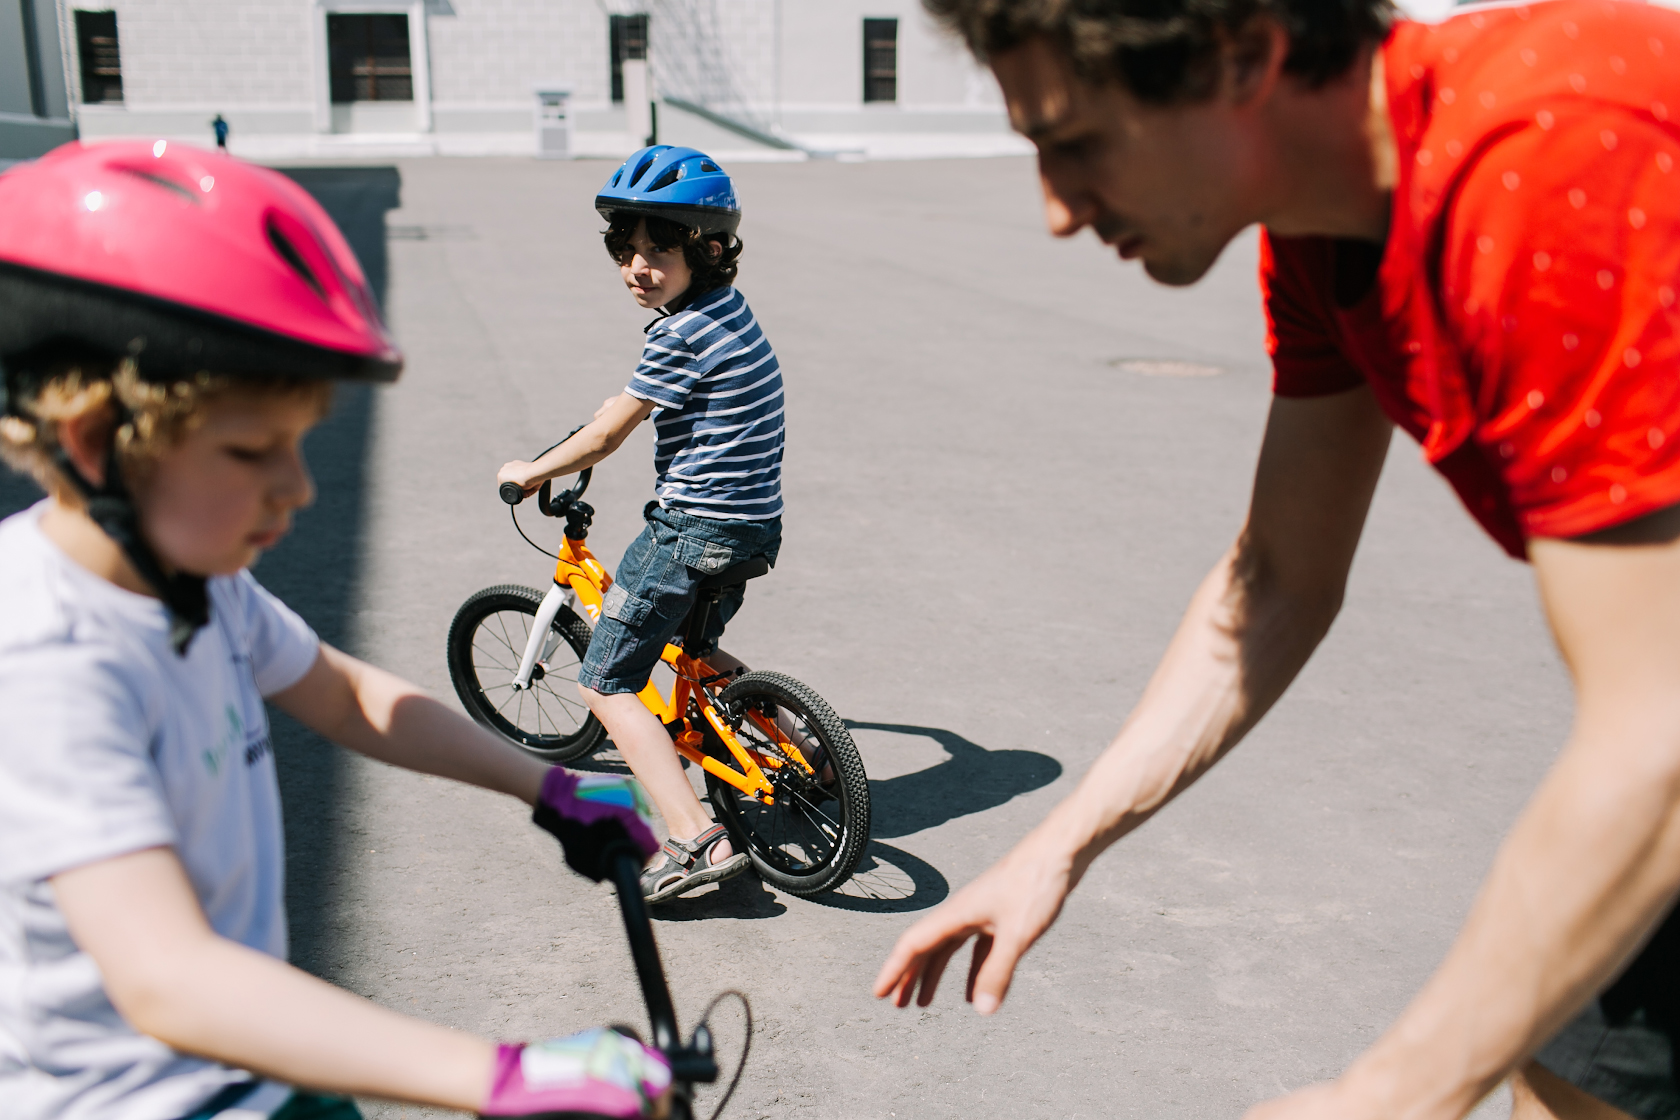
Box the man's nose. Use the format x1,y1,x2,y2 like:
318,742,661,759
1040,170,1093,238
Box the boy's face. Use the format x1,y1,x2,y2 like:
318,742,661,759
618,218,693,309
137,392,320,577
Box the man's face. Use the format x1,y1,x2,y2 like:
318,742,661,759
992,36,1268,286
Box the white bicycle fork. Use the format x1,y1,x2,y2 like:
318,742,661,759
512,582,577,690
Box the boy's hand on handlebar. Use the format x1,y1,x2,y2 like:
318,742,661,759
481,1027,672,1119
496,461,539,496
873,834,1076,1016
533,768,660,881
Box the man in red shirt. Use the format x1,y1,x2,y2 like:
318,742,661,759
872,2,1680,1119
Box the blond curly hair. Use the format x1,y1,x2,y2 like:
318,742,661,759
1,354,332,503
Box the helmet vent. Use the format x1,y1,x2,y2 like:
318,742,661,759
266,217,327,300
648,165,684,192
628,156,656,188
700,162,719,173
117,168,200,206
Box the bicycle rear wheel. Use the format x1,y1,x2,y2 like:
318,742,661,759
447,584,606,762
705,671,870,896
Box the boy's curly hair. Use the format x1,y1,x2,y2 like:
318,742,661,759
603,213,742,307
923,0,1394,105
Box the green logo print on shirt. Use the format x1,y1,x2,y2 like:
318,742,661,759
202,704,244,777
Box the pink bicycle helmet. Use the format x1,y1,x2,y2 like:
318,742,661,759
0,139,402,382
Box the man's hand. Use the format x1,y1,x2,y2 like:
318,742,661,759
874,830,1076,1015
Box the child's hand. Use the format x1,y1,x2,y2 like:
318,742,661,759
482,1028,672,1119
496,460,538,495
533,769,660,881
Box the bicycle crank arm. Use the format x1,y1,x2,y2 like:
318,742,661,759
512,583,568,689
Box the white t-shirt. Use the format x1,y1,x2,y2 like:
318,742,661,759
0,502,320,1120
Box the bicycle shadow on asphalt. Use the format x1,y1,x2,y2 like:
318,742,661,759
849,721,1062,840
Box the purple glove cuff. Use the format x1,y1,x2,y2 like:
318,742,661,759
539,768,659,861
483,1032,671,1118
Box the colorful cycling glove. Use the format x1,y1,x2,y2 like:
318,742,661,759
481,1028,672,1118
533,768,659,881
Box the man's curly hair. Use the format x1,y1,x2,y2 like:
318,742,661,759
924,0,1394,104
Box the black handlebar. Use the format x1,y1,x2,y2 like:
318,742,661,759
605,848,719,1118
500,424,593,517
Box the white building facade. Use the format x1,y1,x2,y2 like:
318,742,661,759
53,0,1023,160
0,0,76,160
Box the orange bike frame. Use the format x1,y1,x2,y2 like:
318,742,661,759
550,538,816,805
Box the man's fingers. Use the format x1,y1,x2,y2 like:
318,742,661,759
969,933,1018,1016
964,933,994,1004
914,942,964,1008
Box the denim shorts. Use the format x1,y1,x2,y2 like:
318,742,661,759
577,502,781,696
1534,901,1680,1120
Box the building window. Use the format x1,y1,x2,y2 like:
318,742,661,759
73,10,124,104
610,14,648,104
328,13,414,103
863,17,898,103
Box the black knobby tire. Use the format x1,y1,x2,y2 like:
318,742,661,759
447,584,606,762
705,671,870,896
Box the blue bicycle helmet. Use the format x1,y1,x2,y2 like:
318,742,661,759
595,145,741,238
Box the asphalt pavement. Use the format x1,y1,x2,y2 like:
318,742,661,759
0,155,1568,1119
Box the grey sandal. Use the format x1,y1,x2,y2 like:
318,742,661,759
640,824,750,903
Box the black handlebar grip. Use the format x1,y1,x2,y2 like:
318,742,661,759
499,481,526,506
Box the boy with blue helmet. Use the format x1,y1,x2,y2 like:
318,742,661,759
498,146,787,903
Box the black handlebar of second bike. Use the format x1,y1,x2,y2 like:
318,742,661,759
498,424,593,516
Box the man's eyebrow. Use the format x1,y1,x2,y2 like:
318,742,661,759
1015,110,1070,141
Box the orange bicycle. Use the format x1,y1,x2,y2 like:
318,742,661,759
447,457,870,896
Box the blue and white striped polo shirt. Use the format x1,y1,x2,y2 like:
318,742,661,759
625,287,784,521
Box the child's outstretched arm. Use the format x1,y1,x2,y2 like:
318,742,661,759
272,643,548,804
54,846,496,1109
54,846,672,1116
497,393,656,495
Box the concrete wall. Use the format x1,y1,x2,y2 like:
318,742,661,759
0,0,75,160
60,0,1016,159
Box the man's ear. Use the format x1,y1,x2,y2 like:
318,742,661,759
56,405,116,489
1224,16,1288,107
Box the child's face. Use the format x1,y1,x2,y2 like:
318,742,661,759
618,218,693,309
136,392,320,577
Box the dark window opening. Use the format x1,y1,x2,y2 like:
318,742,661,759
610,14,648,104
74,10,124,105
863,17,898,103
328,13,413,104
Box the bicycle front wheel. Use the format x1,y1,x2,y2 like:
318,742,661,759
706,671,870,896
447,584,606,762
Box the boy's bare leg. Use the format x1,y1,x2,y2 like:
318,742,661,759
1509,1063,1638,1120
582,687,734,861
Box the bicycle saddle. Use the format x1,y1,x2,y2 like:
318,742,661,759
696,557,769,591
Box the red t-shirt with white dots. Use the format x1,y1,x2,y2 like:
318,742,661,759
1262,0,1680,558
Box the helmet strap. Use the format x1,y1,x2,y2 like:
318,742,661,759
51,414,210,656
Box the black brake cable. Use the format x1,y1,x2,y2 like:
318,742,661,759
695,989,753,1120
509,502,560,560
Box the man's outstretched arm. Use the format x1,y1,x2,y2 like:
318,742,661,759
1250,507,1680,1120
874,385,1394,1014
